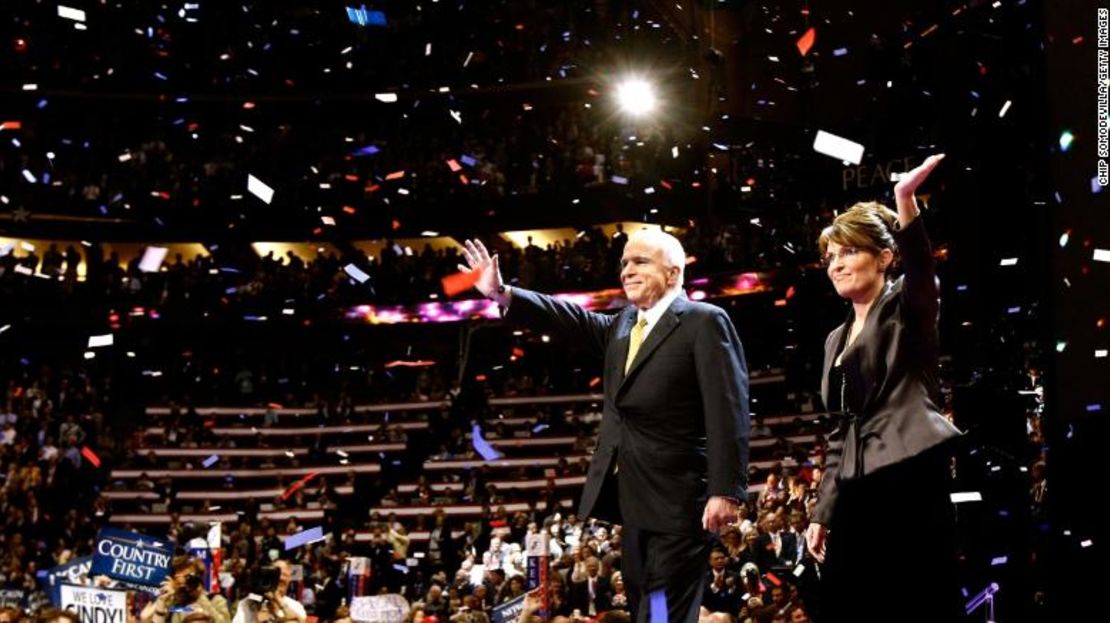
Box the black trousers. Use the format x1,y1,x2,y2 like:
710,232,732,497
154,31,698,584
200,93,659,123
623,525,709,623
818,447,961,623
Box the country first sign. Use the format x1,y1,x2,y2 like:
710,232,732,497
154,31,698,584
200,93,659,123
91,527,173,586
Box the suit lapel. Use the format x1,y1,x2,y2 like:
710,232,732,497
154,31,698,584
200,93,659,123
618,297,686,394
821,322,847,408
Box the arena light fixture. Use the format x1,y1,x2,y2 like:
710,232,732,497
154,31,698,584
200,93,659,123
615,77,657,117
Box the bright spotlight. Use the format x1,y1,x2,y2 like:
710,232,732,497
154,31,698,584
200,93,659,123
616,77,657,116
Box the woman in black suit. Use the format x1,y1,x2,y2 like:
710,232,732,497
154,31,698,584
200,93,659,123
805,155,963,622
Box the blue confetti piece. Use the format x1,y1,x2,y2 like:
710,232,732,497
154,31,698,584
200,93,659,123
460,154,477,167
531,424,549,434
833,48,848,57
352,145,380,156
472,424,504,461
611,176,629,185
1086,403,1102,412
1093,177,1105,194
154,72,169,81
990,556,1007,566
202,455,220,468
37,99,48,109
284,526,325,550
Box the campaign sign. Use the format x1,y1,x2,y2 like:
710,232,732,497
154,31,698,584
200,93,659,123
0,590,24,608
491,594,527,623
349,594,408,623
91,528,172,586
60,585,128,623
47,557,94,605
187,547,213,595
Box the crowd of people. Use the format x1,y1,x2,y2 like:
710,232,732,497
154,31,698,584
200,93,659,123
0,308,1049,623
2,215,826,317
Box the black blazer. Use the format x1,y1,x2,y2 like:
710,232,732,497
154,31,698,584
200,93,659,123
506,288,750,536
754,532,798,570
813,217,962,524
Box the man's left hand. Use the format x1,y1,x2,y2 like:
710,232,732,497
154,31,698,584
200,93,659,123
702,496,739,532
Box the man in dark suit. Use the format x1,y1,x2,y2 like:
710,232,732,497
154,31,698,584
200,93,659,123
460,233,750,623
702,549,741,617
569,556,613,615
754,514,798,571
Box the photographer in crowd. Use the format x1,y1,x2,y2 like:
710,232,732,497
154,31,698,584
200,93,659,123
141,556,231,623
231,561,306,623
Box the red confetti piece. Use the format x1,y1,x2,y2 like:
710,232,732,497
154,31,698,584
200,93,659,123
81,446,101,468
441,270,481,296
281,471,321,501
446,159,462,172
342,205,357,214
796,28,816,56
268,402,284,410
774,299,788,307
589,376,601,388
385,170,405,181
0,121,23,131
512,347,525,357
458,174,470,185
785,286,796,299
475,374,488,382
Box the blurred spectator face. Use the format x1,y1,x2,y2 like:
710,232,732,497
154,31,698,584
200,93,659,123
771,586,786,606
789,608,810,623
709,551,727,571
585,559,600,577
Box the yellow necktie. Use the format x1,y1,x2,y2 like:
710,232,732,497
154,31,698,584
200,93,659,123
625,317,648,373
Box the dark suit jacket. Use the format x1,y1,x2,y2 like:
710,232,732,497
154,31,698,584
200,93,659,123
506,288,750,536
702,569,741,615
813,216,962,524
754,532,798,570
569,575,612,613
